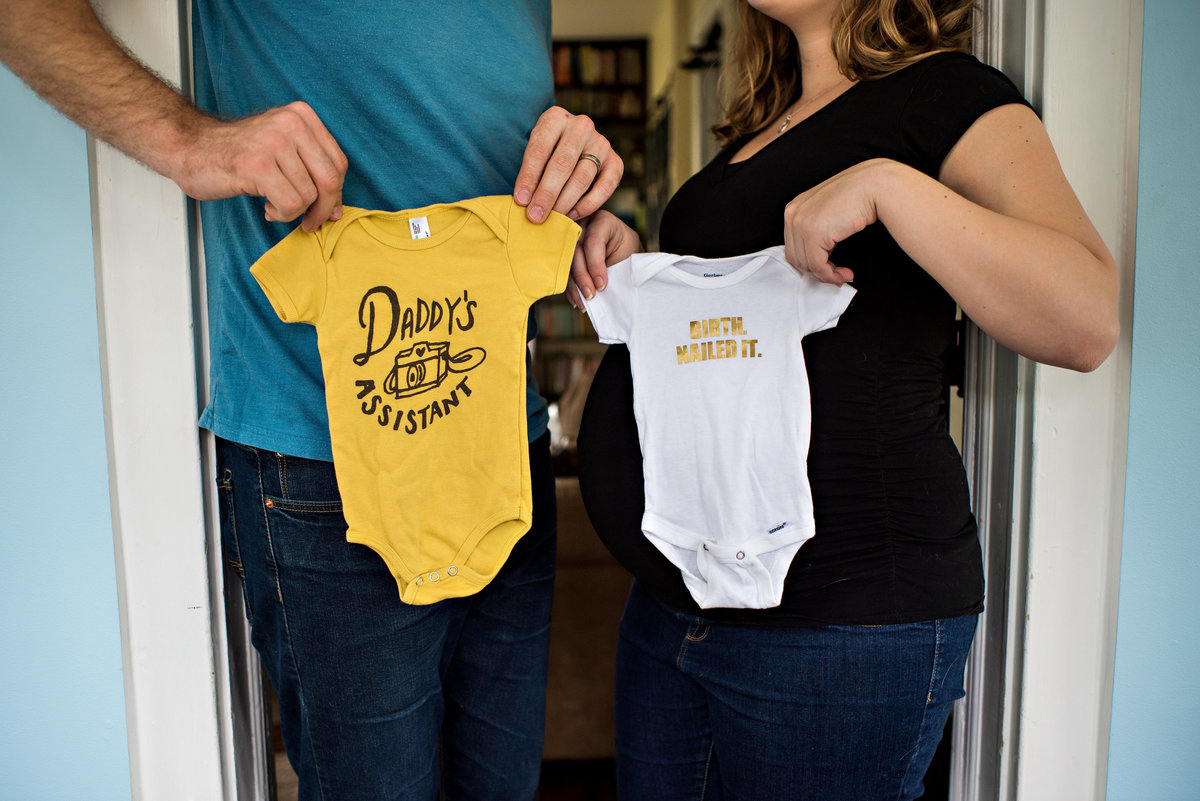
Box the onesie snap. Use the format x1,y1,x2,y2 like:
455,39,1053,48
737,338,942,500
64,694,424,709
251,196,579,604
582,246,856,609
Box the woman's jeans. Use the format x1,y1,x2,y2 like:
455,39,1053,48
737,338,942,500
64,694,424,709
215,433,557,801
614,580,977,801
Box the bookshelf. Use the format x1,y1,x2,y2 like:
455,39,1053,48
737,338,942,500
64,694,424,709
551,38,648,235
533,39,648,464
534,300,602,402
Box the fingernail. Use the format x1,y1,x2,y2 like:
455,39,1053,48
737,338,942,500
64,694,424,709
595,278,606,291
332,205,343,220
529,205,545,223
568,209,580,221
583,287,593,300
516,189,531,205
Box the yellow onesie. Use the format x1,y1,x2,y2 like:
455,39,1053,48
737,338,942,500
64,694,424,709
250,195,579,604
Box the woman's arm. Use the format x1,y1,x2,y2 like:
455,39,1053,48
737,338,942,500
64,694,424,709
783,103,1119,371
565,211,643,309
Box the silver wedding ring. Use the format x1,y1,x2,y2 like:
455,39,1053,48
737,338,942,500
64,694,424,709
579,152,602,170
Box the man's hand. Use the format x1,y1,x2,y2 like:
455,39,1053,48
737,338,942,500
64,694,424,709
0,0,346,232
176,102,348,232
513,106,623,224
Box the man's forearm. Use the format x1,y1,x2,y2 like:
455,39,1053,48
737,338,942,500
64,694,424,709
1,0,350,228
0,0,207,181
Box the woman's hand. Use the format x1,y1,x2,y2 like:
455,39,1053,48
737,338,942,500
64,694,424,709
781,104,1119,372
566,211,642,309
782,158,892,285
514,106,624,224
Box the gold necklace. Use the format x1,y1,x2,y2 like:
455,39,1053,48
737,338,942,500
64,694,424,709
778,105,800,134
777,78,850,134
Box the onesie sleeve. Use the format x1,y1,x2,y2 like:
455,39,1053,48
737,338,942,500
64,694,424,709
579,257,635,345
900,53,1032,176
797,274,857,337
249,224,330,325
506,202,582,302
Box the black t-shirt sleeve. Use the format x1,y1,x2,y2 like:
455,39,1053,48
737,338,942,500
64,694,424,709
900,53,1032,176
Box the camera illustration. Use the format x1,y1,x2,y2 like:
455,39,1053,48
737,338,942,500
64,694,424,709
382,340,485,399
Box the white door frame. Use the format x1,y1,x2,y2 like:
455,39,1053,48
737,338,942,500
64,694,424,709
952,1,1141,800
90,0,236,799
93,1,1139,799
1008,0,1140,797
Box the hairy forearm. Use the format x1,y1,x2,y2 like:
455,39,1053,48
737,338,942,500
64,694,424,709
0,0,208,180
872,160,1119,371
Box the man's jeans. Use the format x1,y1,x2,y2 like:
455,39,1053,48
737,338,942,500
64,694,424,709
215,433,557,801
614,580,977,801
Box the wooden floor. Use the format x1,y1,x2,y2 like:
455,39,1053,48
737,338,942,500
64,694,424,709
272,752,617,801
539,759,618,800
271,721,951,800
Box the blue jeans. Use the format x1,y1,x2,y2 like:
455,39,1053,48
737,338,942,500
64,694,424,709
215,433,557,801
614,581,977,801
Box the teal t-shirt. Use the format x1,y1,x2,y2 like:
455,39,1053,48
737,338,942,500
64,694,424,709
193,0,555,460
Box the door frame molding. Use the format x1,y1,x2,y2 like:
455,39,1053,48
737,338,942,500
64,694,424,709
952,1,1141,799
90,0,236,798
92,1,1139,799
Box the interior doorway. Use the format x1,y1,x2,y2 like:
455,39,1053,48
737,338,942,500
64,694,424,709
87,0,1139,797
211,3,1059,801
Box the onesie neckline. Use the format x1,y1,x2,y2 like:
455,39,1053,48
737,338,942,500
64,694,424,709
350,196,510,252
632,247,781,288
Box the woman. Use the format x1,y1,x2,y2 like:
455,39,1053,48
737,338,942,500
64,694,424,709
567,1,1118,799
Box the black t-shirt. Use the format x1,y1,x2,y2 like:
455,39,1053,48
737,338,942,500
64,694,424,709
578,51,1031,625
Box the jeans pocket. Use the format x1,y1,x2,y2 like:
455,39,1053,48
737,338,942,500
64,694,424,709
216,463,263,627
261,454,345,567
259,452,352,603
216,467,246,580
273,451,342,508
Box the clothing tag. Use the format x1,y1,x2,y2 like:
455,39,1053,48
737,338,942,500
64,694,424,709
409,216,432,240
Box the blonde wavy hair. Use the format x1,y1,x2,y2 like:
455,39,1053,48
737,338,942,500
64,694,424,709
714,0,977,144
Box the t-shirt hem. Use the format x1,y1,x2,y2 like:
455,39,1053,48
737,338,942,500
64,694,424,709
199,411,336,462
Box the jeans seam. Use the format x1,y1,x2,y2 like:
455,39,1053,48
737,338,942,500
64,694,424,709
699,739,716,801
279,453,290,499
895,619,944,801
256,449,285,606
266,499,343,513
685,619,709,643
257,447,328,800
218,468,246,580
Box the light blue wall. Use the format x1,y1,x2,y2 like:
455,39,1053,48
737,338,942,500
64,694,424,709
1107,1,1200,798
0,69,132,799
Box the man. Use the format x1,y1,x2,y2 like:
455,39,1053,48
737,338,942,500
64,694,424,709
0,2,621,798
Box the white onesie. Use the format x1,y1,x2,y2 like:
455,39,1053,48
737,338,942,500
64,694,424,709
581,246,857,609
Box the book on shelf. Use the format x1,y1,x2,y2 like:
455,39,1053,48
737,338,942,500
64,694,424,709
536,298,597,341
552,41,645,88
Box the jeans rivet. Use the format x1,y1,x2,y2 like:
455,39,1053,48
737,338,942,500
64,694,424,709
264,498,275,509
